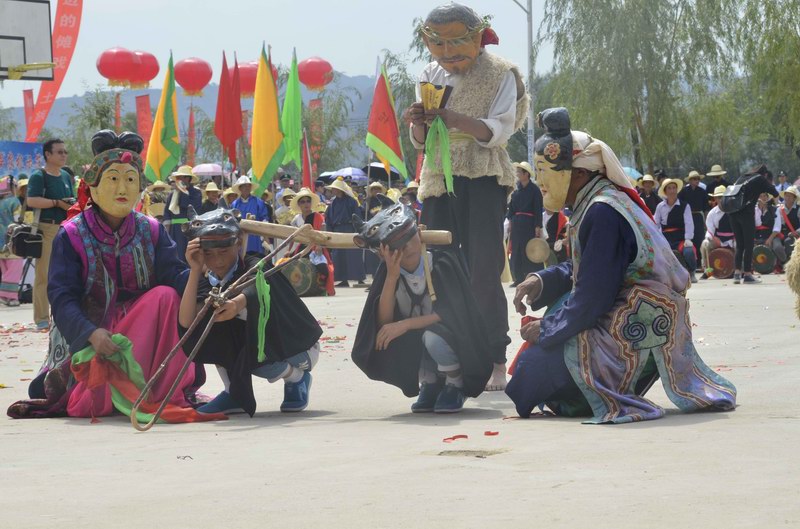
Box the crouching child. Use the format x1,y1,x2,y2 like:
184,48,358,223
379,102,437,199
178,206,323,416
351,201,493,413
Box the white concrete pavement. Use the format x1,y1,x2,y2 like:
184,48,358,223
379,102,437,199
0,275,798,528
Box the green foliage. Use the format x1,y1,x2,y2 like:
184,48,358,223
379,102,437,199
55,86,118,172
0,104,19,141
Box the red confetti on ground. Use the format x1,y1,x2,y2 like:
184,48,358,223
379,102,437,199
484,431,499,436
442,434,468,443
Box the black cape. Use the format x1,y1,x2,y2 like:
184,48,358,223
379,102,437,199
351,249,493,398
182,254,322,416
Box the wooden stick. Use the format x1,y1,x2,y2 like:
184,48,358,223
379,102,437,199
240,220,452,248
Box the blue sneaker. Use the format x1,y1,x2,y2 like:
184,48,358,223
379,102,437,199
434,384,466,414
281,371,312,412
197,391,245,415
411,381,443,413
35,321,49,331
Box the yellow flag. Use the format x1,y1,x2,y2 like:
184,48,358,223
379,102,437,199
145,53,181,182
251,44,284,185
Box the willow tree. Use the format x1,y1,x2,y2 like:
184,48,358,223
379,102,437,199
538,0,740,170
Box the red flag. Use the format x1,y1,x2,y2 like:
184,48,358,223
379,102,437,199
23,89,34,133
301,130,313,189
135,95,153,162
365,64,408,179
114,92,121,133
187,105,196,167
214,52,243,170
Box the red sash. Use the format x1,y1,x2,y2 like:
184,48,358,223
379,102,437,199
780,206,798,238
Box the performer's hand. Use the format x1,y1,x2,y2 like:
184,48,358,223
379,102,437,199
214,295,246,322
404,102,426,127
520,320,541,344
424,108,459,129
89,328,119,357
381,244,403,279
684,240,694,248
712,236,722,247
376,321,408,350
513,274,543,316
186,239,205,271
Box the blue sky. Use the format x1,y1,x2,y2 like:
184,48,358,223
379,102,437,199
0,0,552,108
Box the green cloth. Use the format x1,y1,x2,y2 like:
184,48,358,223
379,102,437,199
26,169,74,223
255,261,272,363
280,50,303,167
424,117,454,195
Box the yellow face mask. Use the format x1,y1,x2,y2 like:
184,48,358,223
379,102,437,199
535,153,572,211
90,162,141,218
422,21,483,75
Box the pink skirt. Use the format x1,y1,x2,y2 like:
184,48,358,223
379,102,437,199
66,286,195,417
0,257,23,301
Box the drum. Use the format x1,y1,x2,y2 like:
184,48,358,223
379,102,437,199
525,238,558,267
709,247,734,279
280,258,323,297
752,245,776,274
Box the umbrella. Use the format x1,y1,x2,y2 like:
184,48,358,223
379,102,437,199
193,163,223,177
623,166,642,184
362,162,403,186
333,167,368,186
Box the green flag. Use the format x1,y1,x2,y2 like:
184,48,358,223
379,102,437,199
281,48,303,166
144,53,181,183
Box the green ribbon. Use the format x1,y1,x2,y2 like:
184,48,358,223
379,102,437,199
255,261,272,363
424,116,454,195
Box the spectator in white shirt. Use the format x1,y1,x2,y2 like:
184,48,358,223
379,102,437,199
654,178,697,282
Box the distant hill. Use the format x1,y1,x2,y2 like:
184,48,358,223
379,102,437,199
5,72,377,159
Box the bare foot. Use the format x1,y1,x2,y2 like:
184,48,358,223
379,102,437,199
485,362,507,391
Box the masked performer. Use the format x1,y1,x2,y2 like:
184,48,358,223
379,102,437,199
163,165,203,261
405,3,529,390
179,207,323,415
506,108,736,424
351,202,493,413
8,130,199,419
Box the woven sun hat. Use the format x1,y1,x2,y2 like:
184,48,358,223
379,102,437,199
685,170,704,182
326,176,356,199
280,188,297,203
707,164,727,177
232,175,259,194
223,187,237,199
204,182,221,194
290,187,321,213
513,161,534,177
658,177,684,199
386,188,402,203
368,181,387,193
783,185,799,199
170,165,200,185
711,185,727,197
638,174,656,186
146,180,170,193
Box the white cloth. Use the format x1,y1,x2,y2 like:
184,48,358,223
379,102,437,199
705,206,734,248
654,199,694,241
290,213,328,266
570,131,633,191
755,205,781,233
410,59,517,150
542,210,554,240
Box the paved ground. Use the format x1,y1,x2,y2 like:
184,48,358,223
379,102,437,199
0,275,798,528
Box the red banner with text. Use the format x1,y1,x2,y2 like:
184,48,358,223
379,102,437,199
135,95,153,162
25,0,83,142
22,89,34,134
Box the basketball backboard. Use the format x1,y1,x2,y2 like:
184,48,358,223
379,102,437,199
0,0,53,81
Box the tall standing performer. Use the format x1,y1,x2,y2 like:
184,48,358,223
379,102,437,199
404,2,530,391
506,108,736,423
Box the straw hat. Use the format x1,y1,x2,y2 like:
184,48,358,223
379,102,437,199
707,164,727,177
261,190,273,201
638,174,656,186
402,181,419,194
513,161,534,177
280,188,297,203
685,170,704,182
232,175,259,194
170,165,200,185
658,178,684,199
146,180,170,193
368,181,387,193
710,185,727,197
223,187,238,199
386,188,402,203
326,176,355,199
783,185,799,199
16,178,29,189
204,182,221,194
290,187,321,213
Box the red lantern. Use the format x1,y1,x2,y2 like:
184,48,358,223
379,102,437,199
97,47,136,87
174,57,213,96
231,61,258,98
128,51,159,89
298,57,333,91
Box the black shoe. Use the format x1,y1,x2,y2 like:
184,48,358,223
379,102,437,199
355,281,367,287
411,381,443,413
743,274,761,284
336,281,349,288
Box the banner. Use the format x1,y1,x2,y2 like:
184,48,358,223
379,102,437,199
23,90,34,133
0,141,45,178
308,98,323,177
24,0,84,142
186,105,196,167
135,95,153,162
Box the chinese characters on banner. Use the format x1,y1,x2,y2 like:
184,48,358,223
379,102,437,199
24,0,83,142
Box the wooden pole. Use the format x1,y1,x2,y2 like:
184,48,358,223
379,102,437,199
240,219,451,248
